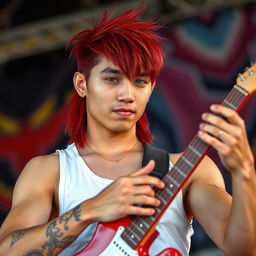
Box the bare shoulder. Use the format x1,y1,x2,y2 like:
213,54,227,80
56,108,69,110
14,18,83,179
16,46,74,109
13,153,60,199
0,153,60,241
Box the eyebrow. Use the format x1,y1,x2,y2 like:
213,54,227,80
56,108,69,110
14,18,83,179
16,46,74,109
138,72,148,77
100,67,122,74
99,67,149,77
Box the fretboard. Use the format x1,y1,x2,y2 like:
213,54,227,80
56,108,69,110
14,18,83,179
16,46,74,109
121,84,249,249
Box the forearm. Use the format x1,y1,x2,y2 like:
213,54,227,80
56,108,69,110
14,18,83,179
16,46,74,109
0,204,92,256
224,168,256,256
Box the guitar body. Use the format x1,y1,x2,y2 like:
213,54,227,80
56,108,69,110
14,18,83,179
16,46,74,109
74,217,181,256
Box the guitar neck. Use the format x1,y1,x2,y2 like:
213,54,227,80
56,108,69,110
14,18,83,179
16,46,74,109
121,84,251,249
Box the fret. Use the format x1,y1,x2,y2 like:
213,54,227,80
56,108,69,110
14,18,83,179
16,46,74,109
124,230,140,242
155,207,161,214
128,223,145,235
157,194,168,204
149,215,155,221
223,99,236,110
138,220,150,229
163,186,174,197
122,233,137,247
191,137,207,154
168,175,180,187
188,145,201,157
234,84,249,96
224,86,248,109
180,155,194,167
173,159,191,176
173,165,186,177
132,216,154,231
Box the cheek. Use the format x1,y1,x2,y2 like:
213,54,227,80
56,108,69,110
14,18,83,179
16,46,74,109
137,91,151,107
87,89,113,114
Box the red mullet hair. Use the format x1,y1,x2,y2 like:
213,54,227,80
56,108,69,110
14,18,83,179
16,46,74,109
66,7,164,148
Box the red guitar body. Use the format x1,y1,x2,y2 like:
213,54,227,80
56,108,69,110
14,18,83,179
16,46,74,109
74,216,181,256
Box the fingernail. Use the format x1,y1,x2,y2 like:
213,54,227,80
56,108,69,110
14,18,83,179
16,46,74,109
210,104,216,111
198,131,204,136
150,209,155,214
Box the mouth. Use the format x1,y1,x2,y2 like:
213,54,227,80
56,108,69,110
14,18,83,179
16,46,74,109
113,108,135,117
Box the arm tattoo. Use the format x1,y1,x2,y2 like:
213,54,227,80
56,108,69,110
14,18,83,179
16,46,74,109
59,205,81,230
12,205,82,256
10,227,34,247
40,219,76,255
40,205,82,255
23,249,43,256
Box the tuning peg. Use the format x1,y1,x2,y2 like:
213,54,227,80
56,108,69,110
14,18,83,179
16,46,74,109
250,60,255,66
244,66,254,76
248,70,254,76
238,73,246,81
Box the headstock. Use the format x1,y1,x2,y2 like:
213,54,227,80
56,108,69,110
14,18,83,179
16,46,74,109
236,61,256,94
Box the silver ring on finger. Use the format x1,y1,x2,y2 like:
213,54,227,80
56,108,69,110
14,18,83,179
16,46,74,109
217,129,223,139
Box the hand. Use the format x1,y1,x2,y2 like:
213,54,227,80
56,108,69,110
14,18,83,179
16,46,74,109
198,104,255,176
82,160,165,223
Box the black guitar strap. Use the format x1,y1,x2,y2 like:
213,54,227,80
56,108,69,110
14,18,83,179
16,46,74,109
142,143,169,179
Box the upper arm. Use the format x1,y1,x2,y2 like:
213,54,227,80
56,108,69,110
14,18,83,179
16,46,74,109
187,155,232,250
0,154,59,241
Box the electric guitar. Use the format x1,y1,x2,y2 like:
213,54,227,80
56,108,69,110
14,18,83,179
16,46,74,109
74,63,256,256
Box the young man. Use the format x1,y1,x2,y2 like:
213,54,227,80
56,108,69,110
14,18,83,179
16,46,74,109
0,8,255,256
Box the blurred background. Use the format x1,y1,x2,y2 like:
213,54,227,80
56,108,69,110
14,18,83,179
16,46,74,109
0,0,256,255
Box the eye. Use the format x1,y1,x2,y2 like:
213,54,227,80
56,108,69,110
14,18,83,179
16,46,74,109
105,77,118,83
135,79,147,87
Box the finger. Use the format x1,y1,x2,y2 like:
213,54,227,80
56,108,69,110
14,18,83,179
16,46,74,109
201,112,235,136
131,160,165,189
131,195,161,207
199,123,236,145
201,109,246,144
210,104,244,127
132,185,155,197
131,175,165,189
131,160,155,176
128,205,155,216
198,130,230,155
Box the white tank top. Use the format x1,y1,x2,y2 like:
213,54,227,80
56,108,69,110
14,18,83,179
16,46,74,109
56,143,193,256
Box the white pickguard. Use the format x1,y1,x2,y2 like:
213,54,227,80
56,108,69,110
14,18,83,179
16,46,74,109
100,226,138,256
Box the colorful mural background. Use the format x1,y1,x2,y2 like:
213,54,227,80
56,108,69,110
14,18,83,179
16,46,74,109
0,4,255,253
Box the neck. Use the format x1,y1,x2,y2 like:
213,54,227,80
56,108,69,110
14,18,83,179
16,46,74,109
82,123,141,156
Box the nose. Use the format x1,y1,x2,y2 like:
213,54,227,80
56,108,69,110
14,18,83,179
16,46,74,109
117,80,135,103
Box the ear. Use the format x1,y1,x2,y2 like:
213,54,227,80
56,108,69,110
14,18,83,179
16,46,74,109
73,72,88,97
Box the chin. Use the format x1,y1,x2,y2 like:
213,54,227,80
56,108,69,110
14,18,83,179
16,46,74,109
109,123,135,133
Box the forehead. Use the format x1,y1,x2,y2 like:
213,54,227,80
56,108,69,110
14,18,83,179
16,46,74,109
92,56,119,72
91,56,147,77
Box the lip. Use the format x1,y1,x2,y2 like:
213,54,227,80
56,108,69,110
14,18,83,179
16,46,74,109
113,108,135,117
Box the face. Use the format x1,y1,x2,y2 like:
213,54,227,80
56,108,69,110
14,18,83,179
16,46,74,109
74,56,154,135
